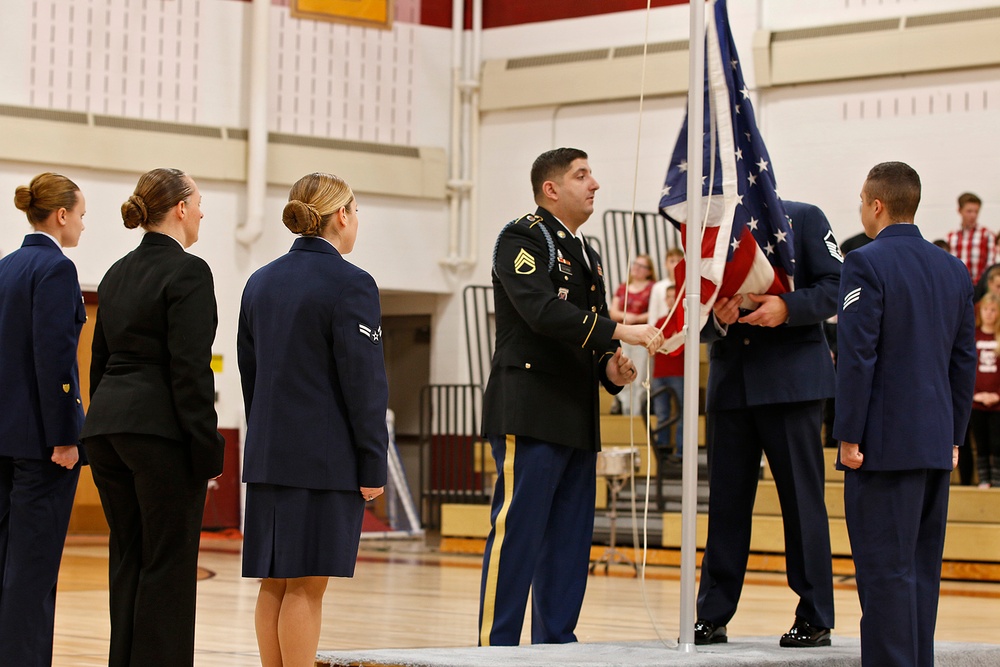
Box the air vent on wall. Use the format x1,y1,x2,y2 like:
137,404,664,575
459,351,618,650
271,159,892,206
755,8,1000,87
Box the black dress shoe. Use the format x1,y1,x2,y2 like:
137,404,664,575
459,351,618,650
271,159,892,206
779,616,831,647
693,620,727,645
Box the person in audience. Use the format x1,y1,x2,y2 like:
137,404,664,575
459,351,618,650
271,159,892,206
609,253,657,415
647,247,685,328
0,173,87,667
694,200,840,648
81,168,225,667
652,284,684,458
947,192,994,284
478,147,662,646
971,293,1000,488
836,161,976,667
238,172,388,667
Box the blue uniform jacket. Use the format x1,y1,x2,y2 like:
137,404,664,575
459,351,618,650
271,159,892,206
238,236,389,491
0,234,86,459
704,201,842,410
833,224,976,471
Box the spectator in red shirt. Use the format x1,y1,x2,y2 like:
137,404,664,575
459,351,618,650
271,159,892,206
972,293,1000,488
947,192,995,284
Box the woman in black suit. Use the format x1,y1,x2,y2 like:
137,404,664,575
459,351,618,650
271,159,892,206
81,167,224,667
238,173,388,667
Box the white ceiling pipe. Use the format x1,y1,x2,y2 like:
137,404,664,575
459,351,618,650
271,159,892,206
237,0,270,246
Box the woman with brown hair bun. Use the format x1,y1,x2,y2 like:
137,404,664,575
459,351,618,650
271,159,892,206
238,172,388,667
0,172,87,666
81,167,224,667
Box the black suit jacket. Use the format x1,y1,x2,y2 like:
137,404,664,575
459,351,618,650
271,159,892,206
81,232,224,478
482,207,622,452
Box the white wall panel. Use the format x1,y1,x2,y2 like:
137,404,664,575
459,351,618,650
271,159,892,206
762,0,1000,30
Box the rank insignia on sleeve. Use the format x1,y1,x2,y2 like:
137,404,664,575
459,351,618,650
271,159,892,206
514,248,536,274
62,384,70,393
558,287,569,300
843,287,861,310
359,323,382,344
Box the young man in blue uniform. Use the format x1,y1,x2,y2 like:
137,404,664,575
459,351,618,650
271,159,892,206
478,148,663,646
835,161,976,666
694,200,841,647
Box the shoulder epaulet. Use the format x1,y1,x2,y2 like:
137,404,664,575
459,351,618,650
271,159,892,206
492,214,556,276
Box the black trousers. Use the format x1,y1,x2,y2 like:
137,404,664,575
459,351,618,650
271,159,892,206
85,434,207,667
698,400,835,629
0,456,80,667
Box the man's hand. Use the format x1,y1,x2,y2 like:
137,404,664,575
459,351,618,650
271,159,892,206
953,446,960,470
606,348,638,386
51,445,79,470
615,324,664,355
712,295,742,326
840,442,863,470
737,293,789,328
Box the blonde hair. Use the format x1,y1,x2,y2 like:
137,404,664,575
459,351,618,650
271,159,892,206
978,292,1000,345
122,168,193,230
13,173,80,226
283,173,354,237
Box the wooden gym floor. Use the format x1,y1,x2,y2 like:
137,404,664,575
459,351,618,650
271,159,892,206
50,533,1000,666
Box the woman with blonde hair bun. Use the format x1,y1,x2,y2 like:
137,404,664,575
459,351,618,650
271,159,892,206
0,172,87,666
81,167,224,667
238,172,389,667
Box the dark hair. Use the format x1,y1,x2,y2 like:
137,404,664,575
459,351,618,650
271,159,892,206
121,168,193,230
931,239,950,252
863,162,921,221
282,173,354,237
530,148,588,199
958,192,982,208
13,172,81,226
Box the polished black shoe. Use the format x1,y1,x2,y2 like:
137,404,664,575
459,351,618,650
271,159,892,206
779,617,831,647
693,620,727,645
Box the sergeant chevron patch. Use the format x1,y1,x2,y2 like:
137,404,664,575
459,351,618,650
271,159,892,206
359,323,382,344
514,248,536,274
824,230,844,263
843,287,861,310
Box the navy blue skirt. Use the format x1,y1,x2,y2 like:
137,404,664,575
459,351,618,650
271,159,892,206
242,483,365,579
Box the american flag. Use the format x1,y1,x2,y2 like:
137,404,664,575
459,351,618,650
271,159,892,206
658,0,794,336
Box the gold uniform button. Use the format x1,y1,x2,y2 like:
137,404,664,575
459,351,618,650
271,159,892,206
743,338,750,346
76,398,82,404
564,276,569,281
524,363,531,369
590,285,596,291
591,306,597,312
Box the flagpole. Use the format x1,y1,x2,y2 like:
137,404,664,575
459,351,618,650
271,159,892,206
678,0,706,653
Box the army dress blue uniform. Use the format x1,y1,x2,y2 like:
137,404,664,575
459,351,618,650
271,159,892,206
0,233,86,667
834,224,975,666
479,207,623,646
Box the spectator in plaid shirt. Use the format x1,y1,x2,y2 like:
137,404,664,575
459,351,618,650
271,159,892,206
947,192,995,283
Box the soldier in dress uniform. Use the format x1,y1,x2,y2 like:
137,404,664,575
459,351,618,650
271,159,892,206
478,147,663,646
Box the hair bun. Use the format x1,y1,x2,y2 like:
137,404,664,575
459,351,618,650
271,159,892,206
282,199,323,236
121,194,149,229
13,185,33,213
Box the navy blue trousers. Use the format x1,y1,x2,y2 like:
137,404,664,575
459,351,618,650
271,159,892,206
478,434,596,646
845,468,950,667
698,400,835,629
0,456,80,667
